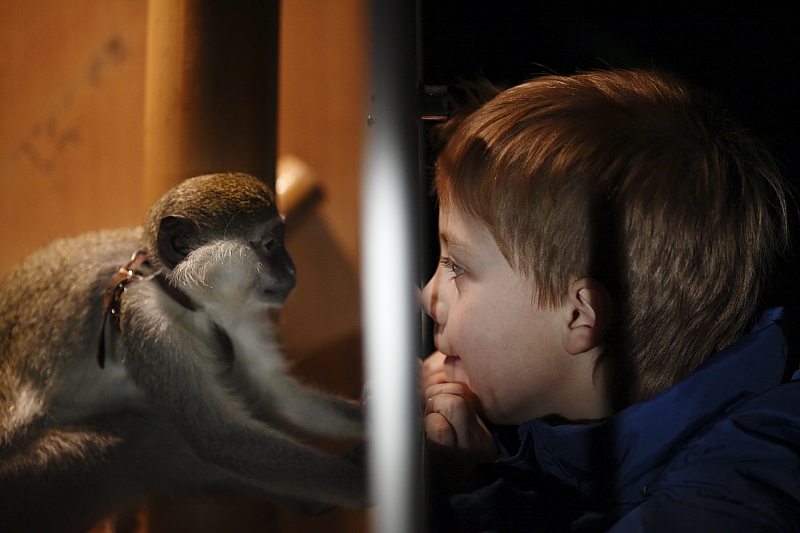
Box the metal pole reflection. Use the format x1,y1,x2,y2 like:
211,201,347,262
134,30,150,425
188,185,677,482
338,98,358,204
362,0,422,532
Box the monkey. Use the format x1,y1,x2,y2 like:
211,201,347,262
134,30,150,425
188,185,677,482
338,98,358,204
0,173,366,533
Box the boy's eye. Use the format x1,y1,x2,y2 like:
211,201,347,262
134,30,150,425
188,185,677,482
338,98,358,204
439,256,464,277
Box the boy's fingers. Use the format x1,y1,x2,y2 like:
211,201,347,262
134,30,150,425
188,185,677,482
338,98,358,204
425,382,483,414
425,381,469,398
420,351,454,394
421,350,447,380
421,370,448,392
425,392,476,441
425,390,499,458
424,412,457,448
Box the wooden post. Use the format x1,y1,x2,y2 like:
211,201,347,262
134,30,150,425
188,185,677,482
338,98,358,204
143,0,279,204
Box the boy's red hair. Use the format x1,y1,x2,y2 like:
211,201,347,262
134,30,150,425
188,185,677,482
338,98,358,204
436,70,788,405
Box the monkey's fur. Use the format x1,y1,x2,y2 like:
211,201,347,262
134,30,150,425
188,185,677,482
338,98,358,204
0,173,365,532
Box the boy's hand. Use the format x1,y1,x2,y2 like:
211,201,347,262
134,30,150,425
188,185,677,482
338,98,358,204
422,351,498,462
421,350,450,391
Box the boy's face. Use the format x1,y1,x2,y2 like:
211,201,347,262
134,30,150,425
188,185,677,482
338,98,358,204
421,205,584,425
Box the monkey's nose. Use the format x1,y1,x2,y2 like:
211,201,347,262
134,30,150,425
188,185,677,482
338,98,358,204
258,273,296,304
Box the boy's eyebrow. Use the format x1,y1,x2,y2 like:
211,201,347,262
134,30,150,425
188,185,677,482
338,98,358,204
440,230,477,255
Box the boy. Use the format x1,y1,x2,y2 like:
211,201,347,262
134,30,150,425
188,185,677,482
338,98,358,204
420,70,798,531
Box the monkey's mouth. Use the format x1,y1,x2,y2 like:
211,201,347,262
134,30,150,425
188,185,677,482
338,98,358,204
256,273,295,305
258,286,293,305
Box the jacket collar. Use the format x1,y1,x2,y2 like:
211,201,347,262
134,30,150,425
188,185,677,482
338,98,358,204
507,308,787,498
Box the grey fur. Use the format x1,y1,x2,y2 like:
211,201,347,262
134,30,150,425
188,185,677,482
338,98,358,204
0,173,365,533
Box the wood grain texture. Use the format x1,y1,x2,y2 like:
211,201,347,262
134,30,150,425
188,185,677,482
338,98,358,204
0,0,148,278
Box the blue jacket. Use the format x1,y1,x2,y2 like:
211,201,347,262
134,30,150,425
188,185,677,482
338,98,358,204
442,308,800,532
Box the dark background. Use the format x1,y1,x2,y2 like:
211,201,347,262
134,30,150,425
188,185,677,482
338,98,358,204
419,0,800,362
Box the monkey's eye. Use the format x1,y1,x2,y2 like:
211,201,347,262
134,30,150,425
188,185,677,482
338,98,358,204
259,224,286,255
263,238,278,254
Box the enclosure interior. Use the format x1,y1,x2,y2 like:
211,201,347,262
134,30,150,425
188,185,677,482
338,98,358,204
0,1,797,532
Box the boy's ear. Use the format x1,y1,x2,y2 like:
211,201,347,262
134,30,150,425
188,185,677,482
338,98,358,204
563,278,611,355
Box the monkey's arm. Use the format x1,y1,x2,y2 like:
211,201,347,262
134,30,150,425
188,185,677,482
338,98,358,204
266,377,364,438
224,316,364,438
119,290,366,509
0,407,336,533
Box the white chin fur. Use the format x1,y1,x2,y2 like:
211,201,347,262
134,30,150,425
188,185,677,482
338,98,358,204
169,240,257,300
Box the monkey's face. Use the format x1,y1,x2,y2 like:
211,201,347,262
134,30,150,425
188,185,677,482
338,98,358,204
159,214,297,314
249,218,297,303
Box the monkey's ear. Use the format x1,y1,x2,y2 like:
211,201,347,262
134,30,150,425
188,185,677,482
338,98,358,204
157,215,200,270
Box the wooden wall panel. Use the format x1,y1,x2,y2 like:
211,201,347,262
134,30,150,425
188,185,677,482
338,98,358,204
0,0,148,278
277,0,368,361
277,0,368,268
0,1,368,531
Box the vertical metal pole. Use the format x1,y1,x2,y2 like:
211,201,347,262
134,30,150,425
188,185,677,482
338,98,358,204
362,0,422,532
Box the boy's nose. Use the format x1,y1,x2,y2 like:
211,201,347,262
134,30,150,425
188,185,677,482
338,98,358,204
420,267,447,325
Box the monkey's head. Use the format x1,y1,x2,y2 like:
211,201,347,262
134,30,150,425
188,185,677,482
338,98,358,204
141,173,296,308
